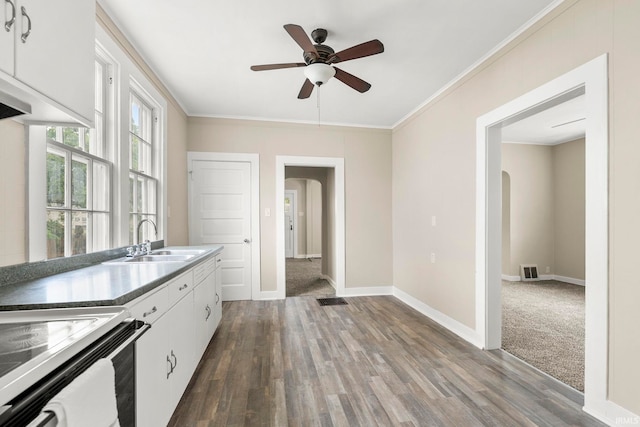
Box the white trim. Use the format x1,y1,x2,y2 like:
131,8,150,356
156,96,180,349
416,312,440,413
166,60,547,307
393,287,483,348
502,274,521,282
584,400,640,427
476,54,609,418
322,275,336,289
553,275,585,286
276,156,345,300
186,151,261,301
254,290,280,301
342,286,393,297
392,0,566,129
284,189,298,258
188,113,392,130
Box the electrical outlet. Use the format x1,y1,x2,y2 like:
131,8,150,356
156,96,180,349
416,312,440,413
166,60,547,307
430,253,436,263
265,208,271,217
431,216,436,226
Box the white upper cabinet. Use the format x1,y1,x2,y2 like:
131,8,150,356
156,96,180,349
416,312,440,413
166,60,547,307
1,0,94,125
0,0,15,75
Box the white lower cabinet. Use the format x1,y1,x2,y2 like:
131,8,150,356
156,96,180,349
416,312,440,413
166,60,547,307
129,251,223,427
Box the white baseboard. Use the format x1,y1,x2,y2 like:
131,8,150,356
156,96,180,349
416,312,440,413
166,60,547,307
553,275,585,286
339,286,393,297
393,287,483,349
293,254,322,259
502,274,585,286
584,398,640,426
254,291,280,300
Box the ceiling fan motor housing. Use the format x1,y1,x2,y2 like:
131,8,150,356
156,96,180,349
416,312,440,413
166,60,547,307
304,44,335,64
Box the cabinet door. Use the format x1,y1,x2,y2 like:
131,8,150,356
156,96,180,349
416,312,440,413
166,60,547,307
0,0,15,75
168,293,196,411
213,265,223,331
14,0,94,121
136,314,171,427
193,279,212,355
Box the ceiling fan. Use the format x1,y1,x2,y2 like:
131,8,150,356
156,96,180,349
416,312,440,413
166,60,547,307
250,24,384,99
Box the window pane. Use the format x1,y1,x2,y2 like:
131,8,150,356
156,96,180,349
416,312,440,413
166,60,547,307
130,135,140,171
131,96,141,136
46,150,65,207
93,162,110,212
71,211,88,255
147,179,157,214
46,126,57,140
137,176,144,213
47,210,65,259
142,104,152,141
129,175,135,212
140,141,151,174
92,213,110,251
71,156,88,209
129,214,136,244
62,128,80,149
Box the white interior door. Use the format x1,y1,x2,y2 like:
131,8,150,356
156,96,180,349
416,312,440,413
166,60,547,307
189,160,252,300
284,190,296,258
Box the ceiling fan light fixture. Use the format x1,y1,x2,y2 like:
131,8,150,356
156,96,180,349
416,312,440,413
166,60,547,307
304,63,335,86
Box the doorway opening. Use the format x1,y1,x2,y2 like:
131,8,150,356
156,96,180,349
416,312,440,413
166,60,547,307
284,177,333,297
500,99,586,390
276,156,345,299
476,55,608,413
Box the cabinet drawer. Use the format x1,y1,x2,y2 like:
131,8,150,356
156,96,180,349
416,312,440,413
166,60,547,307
127,286,168,325
193,256,216,285
168,271,194,307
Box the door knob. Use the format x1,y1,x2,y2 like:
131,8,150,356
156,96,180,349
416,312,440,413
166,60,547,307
244,238,251,244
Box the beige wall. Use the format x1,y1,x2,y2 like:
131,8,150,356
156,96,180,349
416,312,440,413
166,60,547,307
502,143,555,277
284,178,322,257
553,138,585,280
392,0,639,412
0,119,26,267
187,117,393,292
501,139,585,280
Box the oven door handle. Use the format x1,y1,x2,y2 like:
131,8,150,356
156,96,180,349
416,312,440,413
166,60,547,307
107,321,151,360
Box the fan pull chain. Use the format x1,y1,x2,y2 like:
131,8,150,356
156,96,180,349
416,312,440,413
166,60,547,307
317,85,321,127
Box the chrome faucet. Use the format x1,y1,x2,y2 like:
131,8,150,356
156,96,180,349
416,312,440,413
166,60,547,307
136,218,158,247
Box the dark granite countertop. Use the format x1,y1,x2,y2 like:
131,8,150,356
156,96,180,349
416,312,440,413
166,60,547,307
0,245,223,311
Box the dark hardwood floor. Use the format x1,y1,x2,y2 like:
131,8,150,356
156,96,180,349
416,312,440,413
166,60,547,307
168,296,603,426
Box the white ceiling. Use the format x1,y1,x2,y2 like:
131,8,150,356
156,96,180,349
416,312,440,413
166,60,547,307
98,0,559,128
502,95,586,145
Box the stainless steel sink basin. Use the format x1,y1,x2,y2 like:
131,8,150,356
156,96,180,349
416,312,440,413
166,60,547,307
125,254,195,262
104,254,196,265
150,249,206,256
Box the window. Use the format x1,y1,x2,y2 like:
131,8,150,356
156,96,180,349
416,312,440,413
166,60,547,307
28,33,167,262
129,91,158,244
45,59,111,258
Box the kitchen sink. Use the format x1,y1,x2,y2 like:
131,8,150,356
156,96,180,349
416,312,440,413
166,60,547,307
104,254,196,265
149,249,207,256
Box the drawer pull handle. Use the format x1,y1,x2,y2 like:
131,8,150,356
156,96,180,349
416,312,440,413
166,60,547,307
171,350,177,370
143,306,157,318
20,6,30,43
205,305,211,320
178,284,188,291
166,355,173,379
5,0,16,31
215,292,220,304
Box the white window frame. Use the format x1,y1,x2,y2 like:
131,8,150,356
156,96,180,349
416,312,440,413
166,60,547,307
27,27,167,261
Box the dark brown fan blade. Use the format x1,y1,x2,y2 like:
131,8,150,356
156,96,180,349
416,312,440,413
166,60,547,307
333,67,371,93
298,79,314,99
329,39,384,64
284,24,318,57
250,63,306,71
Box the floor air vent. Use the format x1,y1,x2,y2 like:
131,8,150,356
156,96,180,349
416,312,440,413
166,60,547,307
317,297,348,306
520,264,539,281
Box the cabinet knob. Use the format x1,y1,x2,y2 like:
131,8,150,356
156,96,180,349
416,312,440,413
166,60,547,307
178,284,188,291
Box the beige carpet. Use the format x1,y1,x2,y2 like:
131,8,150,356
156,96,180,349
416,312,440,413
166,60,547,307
286,258,335,297
501,280,585,391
